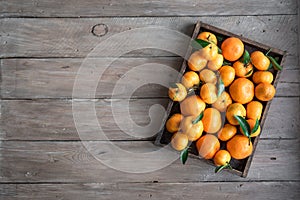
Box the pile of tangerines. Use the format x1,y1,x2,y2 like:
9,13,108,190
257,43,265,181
167,31,281,173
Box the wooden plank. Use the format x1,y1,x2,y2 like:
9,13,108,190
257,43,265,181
0,0,296,17
1,57,298,99
0,182,299,200
0,15,297,58
0,139,299,182
0,97,299,141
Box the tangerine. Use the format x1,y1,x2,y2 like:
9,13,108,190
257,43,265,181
246,101,263,120
168,83,187,102
181,71,200,89
217,123,237,141
227,135,253,159
229,78,254,104
188,51,207,71
207,54,224,71
196,134,220,159
233,61,254,78
226,103,246,125
200,83,218,104
219,65,235,87
250,51,270,71
202,108,222,134
180,95,206,116
221,37,244,61
197,32,218,45
252,71,274,84
255,82,276,101
171,132,189,151
166,113,183,133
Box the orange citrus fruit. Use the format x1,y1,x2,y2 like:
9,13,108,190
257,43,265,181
250,51,270,71
246,101,263,120
214,150,231,166
180,95,206,116
252,71,274,84
196,134,220,159
212,91,232,112
197,32,218,45
219,65,235,87
233,61,254,78
227,135,253,159
217,123,237,141
171,132,189,151
199,69,217,84
188,51,208,71
168,83,187,102
166,113,183,133
239,119,261,137
199,43,218,60
200,83,218,104
255,82,276,101
181,116,204,141
202,108,222,134
181,71,200,89
229,78,254,104
226,103,246,125
207,54,224,71
221,37,244,61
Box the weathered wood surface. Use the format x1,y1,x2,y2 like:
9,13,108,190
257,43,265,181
0,97,299,141
0,139,299,182
0,15,298,58
0,0,297,17
1,57,299,98
0,0,299,198
1,182,299,200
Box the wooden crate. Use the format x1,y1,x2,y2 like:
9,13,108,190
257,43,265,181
154,21,286,177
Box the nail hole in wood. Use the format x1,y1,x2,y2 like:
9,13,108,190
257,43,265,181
92,23,108,37
270,157,276,160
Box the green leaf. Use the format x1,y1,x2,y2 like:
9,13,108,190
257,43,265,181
240,50,250,65
217,46,222,54
180,147,189,165
234,115,250,137
216,35,224,42
191,39,211,50
215,163,232,173
217,78,225,97
251,119,260,134
192,112,204,124
222,61,231,66
267,55,282,70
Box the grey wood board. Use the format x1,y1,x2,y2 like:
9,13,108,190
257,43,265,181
0,15,298,58
0,139,299,182
1,57,298,99
0,182,299,200
0,0,296,17
0,97,299,141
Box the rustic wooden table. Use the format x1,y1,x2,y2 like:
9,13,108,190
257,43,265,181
0,1,299,199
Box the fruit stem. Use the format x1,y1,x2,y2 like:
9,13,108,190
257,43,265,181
265,48,272,56
215,162,232,173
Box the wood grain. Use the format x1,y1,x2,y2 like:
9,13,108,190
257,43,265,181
0,182,299,200
0,139,299,183
0,0,296,17
0,97,299,141
0,15,297,58
1,57,298,99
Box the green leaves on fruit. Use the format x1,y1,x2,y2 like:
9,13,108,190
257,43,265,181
180,147,189,165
